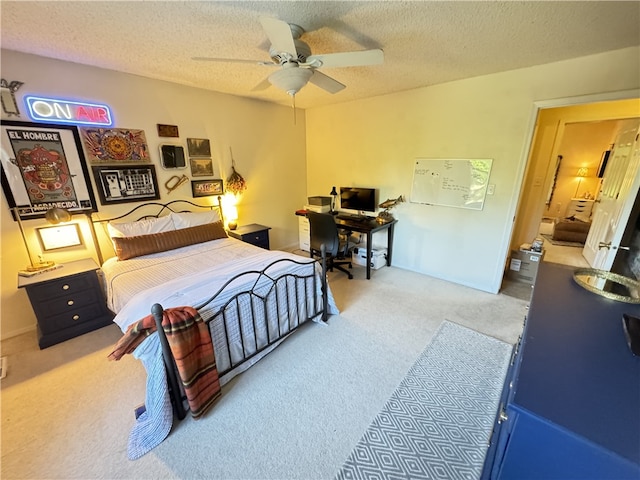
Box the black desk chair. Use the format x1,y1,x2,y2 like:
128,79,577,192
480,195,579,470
307,211,353,280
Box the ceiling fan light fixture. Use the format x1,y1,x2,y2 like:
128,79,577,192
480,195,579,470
268,67,313,96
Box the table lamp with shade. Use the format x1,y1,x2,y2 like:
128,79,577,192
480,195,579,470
226,204,238,230
574,167,589,198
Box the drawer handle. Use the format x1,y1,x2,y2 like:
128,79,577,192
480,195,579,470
62,284,70,290
67,300,74,306
72,314,80,321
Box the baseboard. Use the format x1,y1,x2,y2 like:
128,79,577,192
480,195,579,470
0,324,37,342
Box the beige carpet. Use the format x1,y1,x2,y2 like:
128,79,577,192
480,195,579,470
1,265,528,480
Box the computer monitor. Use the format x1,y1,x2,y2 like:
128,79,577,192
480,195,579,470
339,187,377,214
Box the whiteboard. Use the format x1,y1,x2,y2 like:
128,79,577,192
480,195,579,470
410,158,493,210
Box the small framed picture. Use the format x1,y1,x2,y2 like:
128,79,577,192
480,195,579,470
187,138,211,157
189,158,214,177
191,179,223,197
36,223,83,251
92,165,160,205
157,124,179,138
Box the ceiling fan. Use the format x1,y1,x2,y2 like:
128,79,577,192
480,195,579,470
193,17,384,98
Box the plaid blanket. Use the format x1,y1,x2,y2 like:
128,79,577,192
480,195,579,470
109,306,221,419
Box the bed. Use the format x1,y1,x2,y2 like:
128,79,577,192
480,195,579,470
96,200,338,458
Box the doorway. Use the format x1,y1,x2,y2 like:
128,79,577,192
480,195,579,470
510,98,640,269
501,96,639,300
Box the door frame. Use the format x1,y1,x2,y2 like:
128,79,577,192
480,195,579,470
499,89,640,291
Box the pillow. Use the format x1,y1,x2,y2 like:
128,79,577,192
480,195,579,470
113,221,227,261
171,210,220,230
107,215,175,239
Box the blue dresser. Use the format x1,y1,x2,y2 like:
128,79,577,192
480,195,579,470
483,262,640,479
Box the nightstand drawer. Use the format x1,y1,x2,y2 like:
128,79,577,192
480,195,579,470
36,288,100,316
38,303,108,334
228,224,271,250
245,230,269,248
27,274,92,300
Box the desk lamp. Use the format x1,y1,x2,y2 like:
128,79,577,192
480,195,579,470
330,186,338,213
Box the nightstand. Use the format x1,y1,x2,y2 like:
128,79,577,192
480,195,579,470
18,258,114,349
227,223,271,249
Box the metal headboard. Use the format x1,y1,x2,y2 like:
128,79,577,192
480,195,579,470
89,197,224,264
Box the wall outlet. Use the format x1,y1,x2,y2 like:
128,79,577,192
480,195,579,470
487,184,496,195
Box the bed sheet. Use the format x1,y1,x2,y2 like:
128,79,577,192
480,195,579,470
102,237,263,315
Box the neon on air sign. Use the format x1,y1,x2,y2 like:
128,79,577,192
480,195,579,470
25,96,113,126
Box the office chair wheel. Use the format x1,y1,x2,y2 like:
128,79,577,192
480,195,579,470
348,273,353,279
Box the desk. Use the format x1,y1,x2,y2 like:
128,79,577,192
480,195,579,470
295,212,397,279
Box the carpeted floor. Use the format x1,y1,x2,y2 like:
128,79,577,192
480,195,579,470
336,320,511,480
1,266,528,480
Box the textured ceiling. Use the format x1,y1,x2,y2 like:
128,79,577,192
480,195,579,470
1,1,639,109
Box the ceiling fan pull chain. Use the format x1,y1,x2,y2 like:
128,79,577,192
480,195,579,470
292,94,297,125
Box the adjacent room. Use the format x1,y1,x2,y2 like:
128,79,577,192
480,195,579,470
1,2,639,479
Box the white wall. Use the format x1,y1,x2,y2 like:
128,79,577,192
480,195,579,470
1,50,307,339
305,47,640,293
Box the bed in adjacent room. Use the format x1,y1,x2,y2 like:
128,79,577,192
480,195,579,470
96,200,338,458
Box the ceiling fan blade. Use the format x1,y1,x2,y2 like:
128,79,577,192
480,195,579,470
309,70,345,94
251,76,272,92
305,49,384,68
192,57,276,66
259,17,297,56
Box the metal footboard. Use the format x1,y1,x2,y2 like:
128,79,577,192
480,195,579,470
151,251,328,419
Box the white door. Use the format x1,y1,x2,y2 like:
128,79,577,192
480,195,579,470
583,119,640,269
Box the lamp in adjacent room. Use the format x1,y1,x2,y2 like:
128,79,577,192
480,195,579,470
14,207,73,271
574,167,589,198
330,186,338,213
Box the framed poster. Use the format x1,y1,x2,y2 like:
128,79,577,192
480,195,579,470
92,165,160,205
189,157,214,177
80,127,150,163
0,120,97,220
191,179,223,197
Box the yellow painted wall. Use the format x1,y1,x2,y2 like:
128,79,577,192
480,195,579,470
512,99,640,249
2,46,640,340
306,47,640,292
1,50,307,339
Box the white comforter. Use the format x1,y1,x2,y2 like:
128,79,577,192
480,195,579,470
103,237,265,320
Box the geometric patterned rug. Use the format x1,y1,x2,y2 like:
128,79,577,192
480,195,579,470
335,320,512,480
